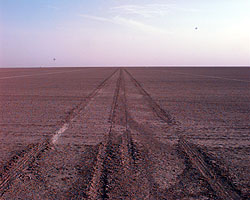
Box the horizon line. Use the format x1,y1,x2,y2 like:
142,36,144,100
0,65,249,69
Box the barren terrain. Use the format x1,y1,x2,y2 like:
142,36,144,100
0,67,249,199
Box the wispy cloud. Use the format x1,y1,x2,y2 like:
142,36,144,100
113,16,168,33
79,14,171,34
111,4,199,18
111,4,170,18
78,14,112,22
47,5,60,10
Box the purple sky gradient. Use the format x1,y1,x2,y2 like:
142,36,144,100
0,0,250,67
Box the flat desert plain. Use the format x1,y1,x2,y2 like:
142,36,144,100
0,67,249,199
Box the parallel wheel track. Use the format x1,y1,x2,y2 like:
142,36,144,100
124,69,175,125
124,69,242,200
87,69,123,199
88,69,140,199
0,69,119,196
1,68,243,200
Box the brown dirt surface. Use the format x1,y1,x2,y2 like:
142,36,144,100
0,67,249,199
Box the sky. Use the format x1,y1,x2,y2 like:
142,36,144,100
0,0,250,67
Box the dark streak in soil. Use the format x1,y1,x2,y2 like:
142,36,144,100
65,145,100,199
124,69,175,125
1,68,247,199
179,138,243,200
0,140,50,196
197,146,245,199
87,69,123,199
124,68,244,200
0,69,118,197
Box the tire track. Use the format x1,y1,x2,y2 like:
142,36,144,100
1,68,244,199
0,69,118,196
0,140,50,196
87,69,122,199
124,69,175,125
179,138,241,200
124,69,242,200
53,68,119,142
120,69,155,199
88,69,147,199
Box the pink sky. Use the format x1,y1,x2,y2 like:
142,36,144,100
1,0,250,67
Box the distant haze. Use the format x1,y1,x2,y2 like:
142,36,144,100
0,0,250,67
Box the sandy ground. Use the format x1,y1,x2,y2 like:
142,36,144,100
0,67,249,199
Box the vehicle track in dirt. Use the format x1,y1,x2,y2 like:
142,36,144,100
87,69,153,199
0,68,246,199
87,68,122,199
179,138,242,200
124,69,243,200
87,69,127,199
124,69,175,125
0,69,118,197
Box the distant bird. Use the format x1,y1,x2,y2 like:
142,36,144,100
53,58,56,61
195,27,198,30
